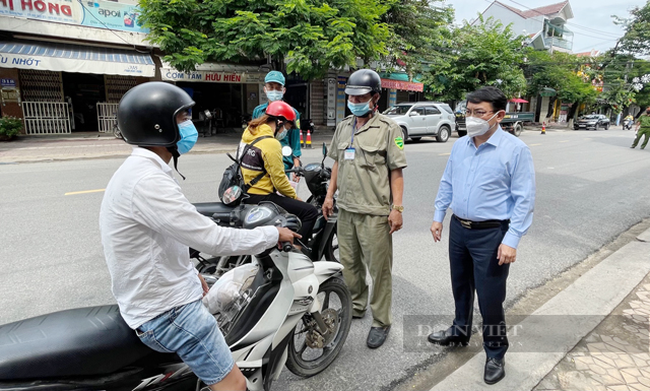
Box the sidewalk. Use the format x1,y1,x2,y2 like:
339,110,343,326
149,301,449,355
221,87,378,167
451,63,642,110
0,129,335,164
429,227,650,391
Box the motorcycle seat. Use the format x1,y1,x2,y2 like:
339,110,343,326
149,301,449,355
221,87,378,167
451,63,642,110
193,202,236,222
0,305,155,380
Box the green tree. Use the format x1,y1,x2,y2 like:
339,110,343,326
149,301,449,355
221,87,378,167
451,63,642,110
524,50,598,119
139,0,390,79
612,1,650,56
381,0,454,73
422,16,527,101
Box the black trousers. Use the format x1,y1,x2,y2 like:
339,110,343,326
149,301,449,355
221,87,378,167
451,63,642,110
243,193,319,240
448,216,510,359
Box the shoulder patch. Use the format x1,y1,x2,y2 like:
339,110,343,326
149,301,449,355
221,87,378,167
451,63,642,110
394,137,404,149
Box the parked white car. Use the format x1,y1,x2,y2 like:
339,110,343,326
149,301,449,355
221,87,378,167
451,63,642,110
384,101,456,142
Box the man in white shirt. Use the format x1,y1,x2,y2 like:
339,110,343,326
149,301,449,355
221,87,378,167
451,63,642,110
100,82,298,391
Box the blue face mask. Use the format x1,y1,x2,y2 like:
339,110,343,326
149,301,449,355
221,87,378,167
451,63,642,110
177,120,198,154
266,90,283,102
348,99,371,117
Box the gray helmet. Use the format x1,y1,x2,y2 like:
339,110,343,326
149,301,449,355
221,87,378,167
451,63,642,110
117,82,195,147
345,69,382,96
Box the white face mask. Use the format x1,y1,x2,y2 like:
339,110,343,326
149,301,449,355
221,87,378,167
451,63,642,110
466,112,499,138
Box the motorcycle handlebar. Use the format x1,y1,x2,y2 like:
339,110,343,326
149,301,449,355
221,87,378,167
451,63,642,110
281,242,294,252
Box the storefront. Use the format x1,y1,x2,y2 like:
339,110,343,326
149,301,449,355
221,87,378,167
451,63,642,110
161,63,266,131
0,0,153,134
321,73,424,127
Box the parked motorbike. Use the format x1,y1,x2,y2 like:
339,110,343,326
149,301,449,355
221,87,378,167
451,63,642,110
193,143,337,278
300,118,315,134
0,204,351,391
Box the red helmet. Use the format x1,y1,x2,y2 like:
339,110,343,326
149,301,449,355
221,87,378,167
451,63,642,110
266,101,297,123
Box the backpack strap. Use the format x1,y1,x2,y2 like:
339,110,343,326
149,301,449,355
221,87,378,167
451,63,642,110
239,135,272,190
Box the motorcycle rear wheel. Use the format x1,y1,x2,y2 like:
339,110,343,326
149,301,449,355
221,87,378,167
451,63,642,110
286,276,352,377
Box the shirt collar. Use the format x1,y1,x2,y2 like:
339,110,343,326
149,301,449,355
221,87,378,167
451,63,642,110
131,147,173,176
466,126,506,149
353,113,381,134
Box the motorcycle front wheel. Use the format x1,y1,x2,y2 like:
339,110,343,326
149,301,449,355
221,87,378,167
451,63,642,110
285,276,352,377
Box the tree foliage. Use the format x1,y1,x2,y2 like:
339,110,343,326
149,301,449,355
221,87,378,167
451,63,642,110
381,0,454,73
612,1,650,56
524,50,598,106
139,0,390,78
422,16,527,101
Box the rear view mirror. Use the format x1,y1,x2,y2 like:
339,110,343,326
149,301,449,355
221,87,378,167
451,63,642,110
409,111,419,116
322,142,327,157
281,145,292,157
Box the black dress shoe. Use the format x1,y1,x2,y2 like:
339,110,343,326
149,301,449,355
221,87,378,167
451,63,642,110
367,326,390,349
484,357,505,385
427,328,470,346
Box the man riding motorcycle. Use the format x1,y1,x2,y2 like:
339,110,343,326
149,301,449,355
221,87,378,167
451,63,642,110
99,81,299,391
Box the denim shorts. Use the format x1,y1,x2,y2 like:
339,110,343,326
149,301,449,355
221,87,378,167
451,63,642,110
136,299,234,385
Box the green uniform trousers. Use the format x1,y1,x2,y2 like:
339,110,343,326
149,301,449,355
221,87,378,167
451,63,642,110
338,208,393,328
632,127,650,149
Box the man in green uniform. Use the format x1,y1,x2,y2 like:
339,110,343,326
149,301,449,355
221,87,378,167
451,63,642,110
632,106,650,150
252,71,302,178
322,69,407,349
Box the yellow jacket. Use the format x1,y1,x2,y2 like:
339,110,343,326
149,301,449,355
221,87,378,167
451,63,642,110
239,124,297,199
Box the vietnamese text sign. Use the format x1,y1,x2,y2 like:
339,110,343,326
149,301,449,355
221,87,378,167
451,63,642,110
162,68,265,84
0,0,148,33
381,78,423,92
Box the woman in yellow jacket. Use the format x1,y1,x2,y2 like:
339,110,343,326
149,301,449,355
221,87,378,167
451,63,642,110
239,101,319,240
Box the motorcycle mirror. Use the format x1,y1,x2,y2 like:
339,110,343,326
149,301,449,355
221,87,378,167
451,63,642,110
321,142,327,167
222,186,243,206
281,145,293,157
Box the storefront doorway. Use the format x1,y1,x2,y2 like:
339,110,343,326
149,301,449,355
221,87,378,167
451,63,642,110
62,73,106,132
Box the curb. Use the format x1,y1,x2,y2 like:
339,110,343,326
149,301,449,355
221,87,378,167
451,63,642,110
429,231,650,391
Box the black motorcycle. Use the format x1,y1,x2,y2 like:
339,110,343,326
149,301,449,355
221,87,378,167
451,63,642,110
193,143,338,277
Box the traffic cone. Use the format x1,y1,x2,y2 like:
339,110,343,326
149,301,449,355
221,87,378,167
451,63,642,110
541,122,546,135
300,129,304,147
306,129,312,148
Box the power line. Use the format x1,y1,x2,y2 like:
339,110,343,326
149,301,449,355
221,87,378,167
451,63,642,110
495,0,623,41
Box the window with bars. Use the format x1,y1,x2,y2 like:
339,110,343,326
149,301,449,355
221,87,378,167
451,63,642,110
105,75,137,103
19,70,63,102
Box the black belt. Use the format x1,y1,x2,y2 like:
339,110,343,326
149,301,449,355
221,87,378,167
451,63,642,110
453,214,509,230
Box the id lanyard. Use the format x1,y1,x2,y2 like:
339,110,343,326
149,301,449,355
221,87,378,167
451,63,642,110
344,119,357,160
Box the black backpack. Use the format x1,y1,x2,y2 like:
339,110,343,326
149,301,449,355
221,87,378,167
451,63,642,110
218,136,271,204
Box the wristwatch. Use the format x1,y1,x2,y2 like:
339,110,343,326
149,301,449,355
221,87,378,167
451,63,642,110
392,205,404,213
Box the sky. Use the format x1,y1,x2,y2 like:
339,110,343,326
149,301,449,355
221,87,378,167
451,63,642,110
444,0,645,54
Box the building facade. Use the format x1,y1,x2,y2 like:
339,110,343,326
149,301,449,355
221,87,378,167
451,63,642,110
0,0,423,134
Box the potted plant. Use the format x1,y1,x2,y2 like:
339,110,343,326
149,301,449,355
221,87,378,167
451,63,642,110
0,116,23,141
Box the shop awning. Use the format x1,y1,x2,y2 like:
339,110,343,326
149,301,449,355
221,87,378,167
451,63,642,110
0,41,155,77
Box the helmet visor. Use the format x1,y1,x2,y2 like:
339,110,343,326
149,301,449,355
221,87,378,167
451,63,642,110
345,85,374,96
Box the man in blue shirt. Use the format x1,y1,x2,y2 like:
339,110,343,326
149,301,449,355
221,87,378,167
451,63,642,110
428,87,536,385
252,71,302,179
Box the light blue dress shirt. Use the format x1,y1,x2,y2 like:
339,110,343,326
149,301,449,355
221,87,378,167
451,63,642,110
433,127,536,249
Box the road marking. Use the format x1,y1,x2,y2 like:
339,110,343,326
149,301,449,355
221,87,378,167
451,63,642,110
530,143,542,146
438,153,451,156
65,189,106,196
559,140,570,143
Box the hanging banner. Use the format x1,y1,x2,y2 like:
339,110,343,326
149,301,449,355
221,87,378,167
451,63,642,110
0,0,148,33
161,68,265,84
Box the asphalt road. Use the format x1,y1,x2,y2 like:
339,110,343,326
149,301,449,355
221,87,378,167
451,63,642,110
1,127,649,390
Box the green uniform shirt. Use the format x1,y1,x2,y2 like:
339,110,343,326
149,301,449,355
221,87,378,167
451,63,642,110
328,114,407,216
639,114,650,129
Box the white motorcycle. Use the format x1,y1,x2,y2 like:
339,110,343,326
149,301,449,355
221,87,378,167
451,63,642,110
0,203,351,391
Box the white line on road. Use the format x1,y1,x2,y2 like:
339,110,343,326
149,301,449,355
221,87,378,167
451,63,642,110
65,189,106,196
